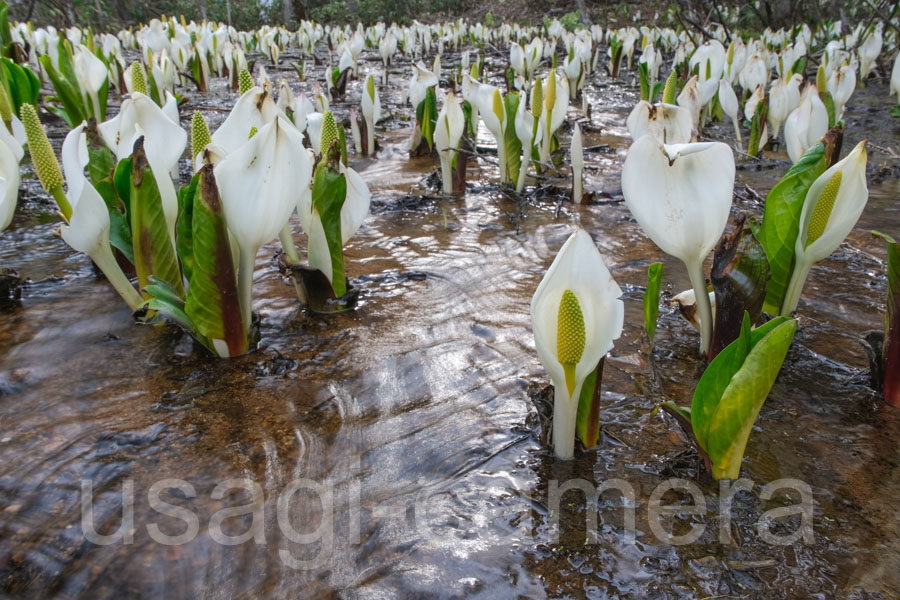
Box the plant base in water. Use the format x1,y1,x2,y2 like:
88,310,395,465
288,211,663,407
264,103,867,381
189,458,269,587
0,268,23,307
280,257,359,314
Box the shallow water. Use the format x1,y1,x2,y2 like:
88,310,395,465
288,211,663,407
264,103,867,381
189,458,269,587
1,47,899,599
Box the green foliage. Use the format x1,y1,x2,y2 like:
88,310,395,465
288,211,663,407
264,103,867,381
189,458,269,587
0,58,40,118
311,161,348,297
122,144,184,298
503,92,522,184
758,140,830,314
691,314,797,479
184,166,247,355
576,359,604,449
643,262,663,345
416,87,438,152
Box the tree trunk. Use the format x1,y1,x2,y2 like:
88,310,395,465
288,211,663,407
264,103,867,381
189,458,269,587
283,0,295,25
64,0,77,26
197,0,208,21
293,0,308,21
346,0,358,13
574,0,591,24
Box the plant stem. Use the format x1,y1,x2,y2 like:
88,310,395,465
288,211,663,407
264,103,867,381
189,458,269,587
279,225,300,264
238,246,256,333
278,225,307,303
686,259,713,357
91,242,143,311
781,257,812,317
552,385,578,459
366,114,375,157
50,186,73,221
440,152,453,194
516,150,529,193
89,90,102,123
572,165,583,203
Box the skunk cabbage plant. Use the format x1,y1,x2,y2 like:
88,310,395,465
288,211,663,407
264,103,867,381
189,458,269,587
434,91,464,195
781,140,868,316
295,112,370,303
657,314,797,480
531,229,624,459
622,135,735,356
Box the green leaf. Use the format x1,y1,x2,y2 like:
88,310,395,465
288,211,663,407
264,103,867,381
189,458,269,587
129,139,184,298
576,357,605,448
820,90,836,128
95,178,134,264
692,313,755,453
311,161,348,297
643,262,663,344
890,106,900,118
0,3,11,50
39,55,85,128
416,87,438,151
88,145,116,187
758,141,829,314
1,58,40,114
503,92,522,184
176,173,199,282
650,81,664,104
704,318,797,479
638,61,649,101
184,166,247,356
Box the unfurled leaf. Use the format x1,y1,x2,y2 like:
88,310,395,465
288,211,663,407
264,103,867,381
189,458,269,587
692,314,797,479
709,216,770,359
873,231,900,407
128,138,184,298
759,125,842,314
184,165,247,356
643,262,663,345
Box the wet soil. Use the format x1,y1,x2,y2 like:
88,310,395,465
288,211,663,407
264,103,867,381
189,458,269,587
0,45,899,599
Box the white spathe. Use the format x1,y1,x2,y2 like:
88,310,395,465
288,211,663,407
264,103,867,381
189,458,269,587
98,91,186,241
782,141,869,315
59,123,142,309
433,91,464,195
622,135,735,354
530,229,624,459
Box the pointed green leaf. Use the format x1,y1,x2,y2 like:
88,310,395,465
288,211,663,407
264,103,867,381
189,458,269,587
705,318,797,479
184,166,247,356
129,139,184,298
311,162,348,297
643,262,663,344
39,55,85,127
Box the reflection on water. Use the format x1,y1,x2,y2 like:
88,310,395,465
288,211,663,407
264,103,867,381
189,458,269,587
1,48,899,599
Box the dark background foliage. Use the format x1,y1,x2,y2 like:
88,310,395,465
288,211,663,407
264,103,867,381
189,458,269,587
5,0,897,33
